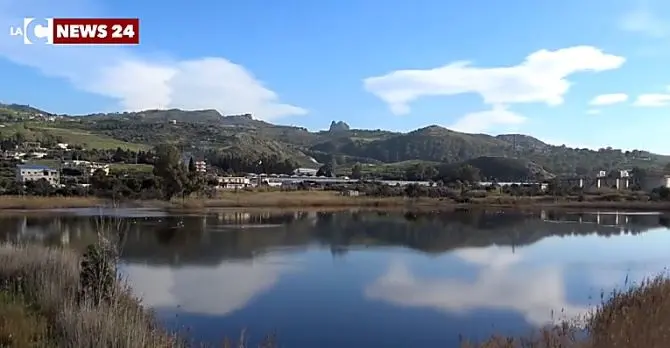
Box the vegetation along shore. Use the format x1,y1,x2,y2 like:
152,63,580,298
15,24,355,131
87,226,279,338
3,190,670,211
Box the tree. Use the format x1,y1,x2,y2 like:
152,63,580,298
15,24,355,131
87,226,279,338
455,164,480,183
185,171,206,197
317,161,334,177
153,144,188,200
351,163,362,179
188,157,196,173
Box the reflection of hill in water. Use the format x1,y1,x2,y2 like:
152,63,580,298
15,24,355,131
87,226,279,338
0,210,668,266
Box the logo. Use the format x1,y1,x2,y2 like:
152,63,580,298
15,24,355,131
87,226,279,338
9,18,53,44
9,18,139,45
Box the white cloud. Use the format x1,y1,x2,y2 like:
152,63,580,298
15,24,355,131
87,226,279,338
620,6,670,38
365,248,591,327
366,230,670,329
633,89,670,107
363,46,625,115
449,105,526,133
0,0,306,120
122,255,298,315
589,93,628,106
586,109,601,115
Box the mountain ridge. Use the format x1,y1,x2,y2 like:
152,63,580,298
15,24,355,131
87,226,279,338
1,104,668,178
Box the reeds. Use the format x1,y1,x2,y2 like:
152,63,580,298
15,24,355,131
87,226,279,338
175,190,414,209
0,242,180,347
0,196,103,209
465,274,670,348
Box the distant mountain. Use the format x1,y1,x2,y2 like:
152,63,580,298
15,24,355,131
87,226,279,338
1,106,669,178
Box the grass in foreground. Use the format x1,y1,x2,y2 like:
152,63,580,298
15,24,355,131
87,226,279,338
0,242,179,347
464,275,670,348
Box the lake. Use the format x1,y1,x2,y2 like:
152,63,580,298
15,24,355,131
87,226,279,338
1,209,669,347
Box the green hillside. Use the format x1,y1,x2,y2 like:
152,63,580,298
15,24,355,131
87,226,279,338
1,106,669,179
0,123,149,151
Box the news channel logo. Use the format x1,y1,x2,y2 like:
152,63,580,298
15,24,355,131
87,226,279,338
9,18,53,44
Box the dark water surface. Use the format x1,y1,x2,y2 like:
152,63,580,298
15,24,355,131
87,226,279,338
2,209,670,347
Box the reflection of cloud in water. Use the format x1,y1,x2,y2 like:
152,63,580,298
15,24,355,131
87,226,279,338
123,255,297,316
365,247,591,327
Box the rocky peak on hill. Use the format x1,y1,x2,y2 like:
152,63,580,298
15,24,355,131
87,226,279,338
329,120,350,132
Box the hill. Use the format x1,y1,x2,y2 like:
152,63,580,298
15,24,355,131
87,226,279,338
1,106,668,178
0,103,54,122
448,156,555,182
308,125,670,176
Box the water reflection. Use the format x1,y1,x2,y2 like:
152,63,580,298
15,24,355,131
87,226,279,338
124,255,297,316
1,209,669,346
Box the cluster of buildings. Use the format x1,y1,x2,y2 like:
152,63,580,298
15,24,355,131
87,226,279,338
1,141,70,161
560,170,670,192
10,145,670,194
15,160,111,186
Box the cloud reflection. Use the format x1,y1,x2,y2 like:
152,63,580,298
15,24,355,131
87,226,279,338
122,255,297,316
365,246,591,327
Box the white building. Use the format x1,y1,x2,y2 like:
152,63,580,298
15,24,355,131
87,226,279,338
194,160,206,173
63,160,110,175
218,176,251,189
2,150,25,160
182,154,207,173
293,167,318,176
16,165,60,185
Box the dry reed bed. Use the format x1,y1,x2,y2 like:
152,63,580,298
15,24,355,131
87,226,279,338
2,192,670,211
176,191,417,208
0,196,103,209
0,244,180,347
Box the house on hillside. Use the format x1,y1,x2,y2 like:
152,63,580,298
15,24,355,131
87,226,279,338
21,142,43,151
16,165,59,185
294,167,318,176
63,160,110,176
182,153,207,173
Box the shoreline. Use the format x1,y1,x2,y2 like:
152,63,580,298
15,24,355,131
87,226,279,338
1,193,670,212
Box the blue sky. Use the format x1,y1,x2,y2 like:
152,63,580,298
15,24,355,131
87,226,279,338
1,0,670,153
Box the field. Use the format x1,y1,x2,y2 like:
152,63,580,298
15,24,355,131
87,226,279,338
0,122,149,151
109,163,153,174
33,126,150,151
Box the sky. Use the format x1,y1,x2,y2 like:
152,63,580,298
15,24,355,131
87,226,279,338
0,0,670,153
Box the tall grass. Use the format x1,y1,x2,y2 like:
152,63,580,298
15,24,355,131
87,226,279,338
0,217,275,348
465,275,670,348
0,218,181,347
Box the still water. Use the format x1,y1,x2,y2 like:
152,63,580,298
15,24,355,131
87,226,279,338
2,209,670,347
